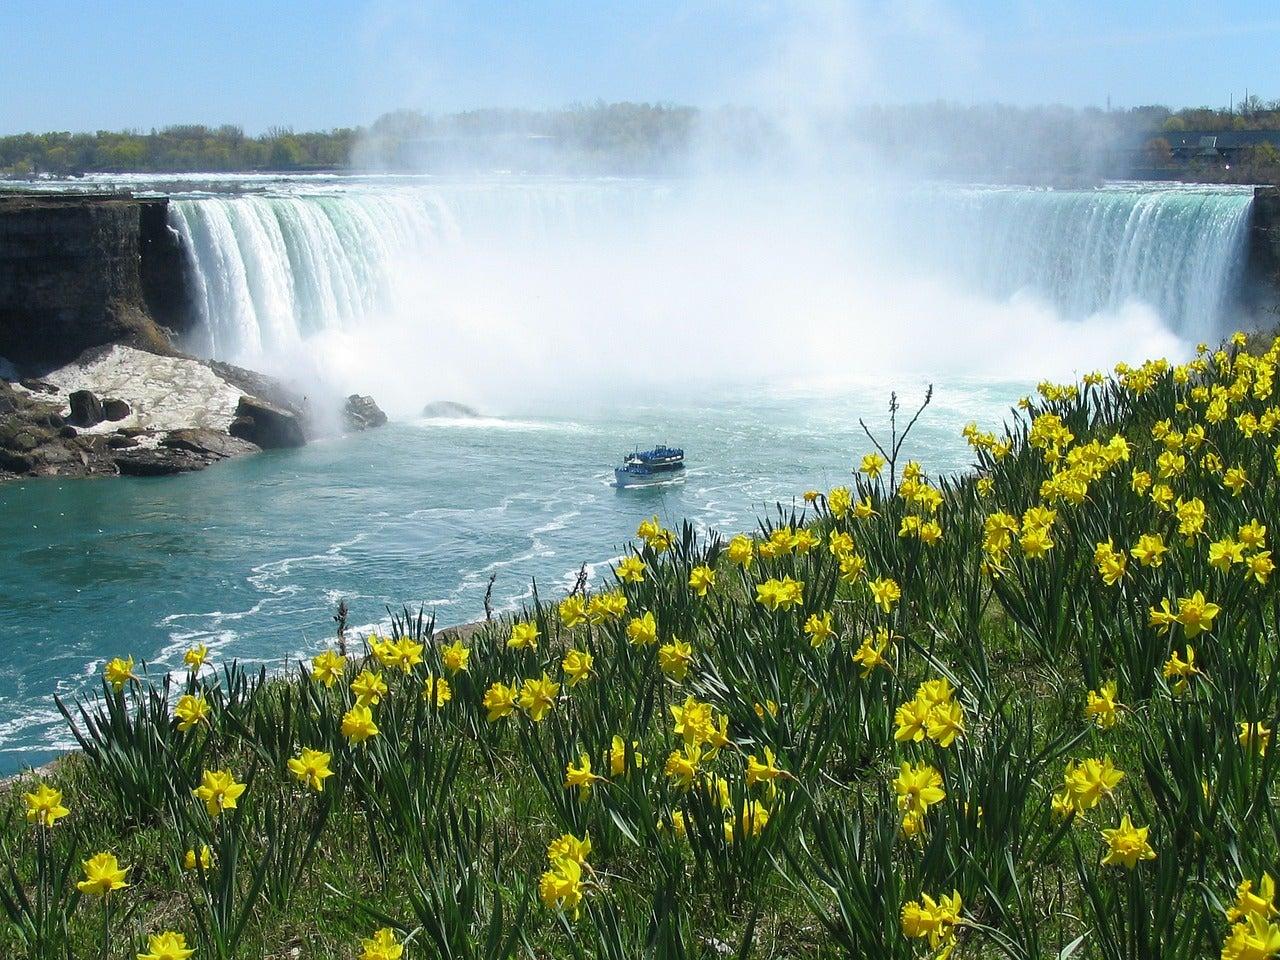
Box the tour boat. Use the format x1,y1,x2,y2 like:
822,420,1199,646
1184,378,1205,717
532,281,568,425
614,445,686,487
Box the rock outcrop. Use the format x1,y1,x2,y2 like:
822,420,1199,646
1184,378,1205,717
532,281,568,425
1250,187,1280,312
67,389,104,427
344,394,388,431
0,193,192,368
421,400,480,418
229,396,307,449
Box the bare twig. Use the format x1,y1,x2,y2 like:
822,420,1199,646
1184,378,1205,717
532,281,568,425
571,563,589,597
483,573,497,622
334,599,348,658
857,385,933,495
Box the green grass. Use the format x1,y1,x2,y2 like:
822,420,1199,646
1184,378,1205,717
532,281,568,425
3,332,1280,960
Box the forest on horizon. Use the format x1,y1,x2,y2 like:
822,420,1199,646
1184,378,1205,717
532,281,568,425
3,99,1280,184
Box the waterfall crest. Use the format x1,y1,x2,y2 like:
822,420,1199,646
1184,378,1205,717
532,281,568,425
170,180,1254,365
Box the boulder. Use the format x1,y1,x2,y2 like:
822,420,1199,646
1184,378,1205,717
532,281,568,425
421,400,480,418
227,396,306,449
161,428,259,460
20,378,59,394
0,449,34,473
113,449,205,477
106,435,138,449
101,398,131,421
67,389,104,427
58,425,78,439
344,394,387,431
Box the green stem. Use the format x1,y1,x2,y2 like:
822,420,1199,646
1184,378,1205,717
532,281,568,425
100,895,109,960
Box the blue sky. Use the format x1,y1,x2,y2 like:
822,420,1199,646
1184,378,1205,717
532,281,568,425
2,0,1278,133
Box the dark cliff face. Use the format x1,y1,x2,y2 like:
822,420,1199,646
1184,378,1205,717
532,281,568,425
0,193,192,369
1250,188,1280,305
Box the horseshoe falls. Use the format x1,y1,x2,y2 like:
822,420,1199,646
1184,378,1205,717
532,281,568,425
168,179,1256,381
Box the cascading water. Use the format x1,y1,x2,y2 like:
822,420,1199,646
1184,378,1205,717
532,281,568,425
169,180,659,362
916,185,1255,342
169,179,1255,369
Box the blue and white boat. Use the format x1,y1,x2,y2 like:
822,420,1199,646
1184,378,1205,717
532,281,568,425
614,445,686,487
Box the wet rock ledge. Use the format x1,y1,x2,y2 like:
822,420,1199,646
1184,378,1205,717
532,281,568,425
0,345,386,481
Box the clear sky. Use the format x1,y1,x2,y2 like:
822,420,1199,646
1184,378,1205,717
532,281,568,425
2,0,1279,133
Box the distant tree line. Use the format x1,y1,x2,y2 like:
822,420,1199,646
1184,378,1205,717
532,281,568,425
2,99,1279,183
0,125,357,177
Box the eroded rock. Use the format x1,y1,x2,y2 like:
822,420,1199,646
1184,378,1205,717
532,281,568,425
67,389,104,427
344,394,387,431
228,396,306,449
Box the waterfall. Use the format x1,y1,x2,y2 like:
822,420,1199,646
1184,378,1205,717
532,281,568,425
916,185,1255,343
170,180,1255,365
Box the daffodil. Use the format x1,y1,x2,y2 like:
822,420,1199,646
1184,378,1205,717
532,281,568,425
1063,757,1124,813
24,783,69,829
725,534,754,568
609,735,643,776
1177,590,1220,637
1221,914,1280,960
1100,814,1156,868
509,620,539,650
558,595,587,628
564,753,605,799
351,669,388,706
1084,681,1121,729
803,612,835,648
1162,646,1200,695
901,890,962,949
1131,533,1168,567
548,832,592,865
657,638,692,681
174,694,209,733
76,851,129,896
1240,721,1273,755
359,927,404,960
859,452,886,478
852,628,892,677
341,704,379,744
183,845,213,871
1227,874,1278,923
388,636,423,673
663,745,702,789
183,644,209,671
104,656,136,691
422,673,451,707
192,768,246,817
626,611,658,646
287,747,334,792
482,681,517,722
745,746,784,788
440,639,470,673
868,577,901,613
755,576,804,612
137,930,195,960
561,648,593,687
614,555,645,586
539,856,585,916
518,673,559,722
894,761,945,817
688,564,715,596
311,649,345,687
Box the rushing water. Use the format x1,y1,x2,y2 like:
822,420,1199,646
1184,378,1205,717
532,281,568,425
0,174,1257,771
167,178,1254,363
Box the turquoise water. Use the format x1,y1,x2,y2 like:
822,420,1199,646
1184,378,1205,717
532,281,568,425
0,379,1022,772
